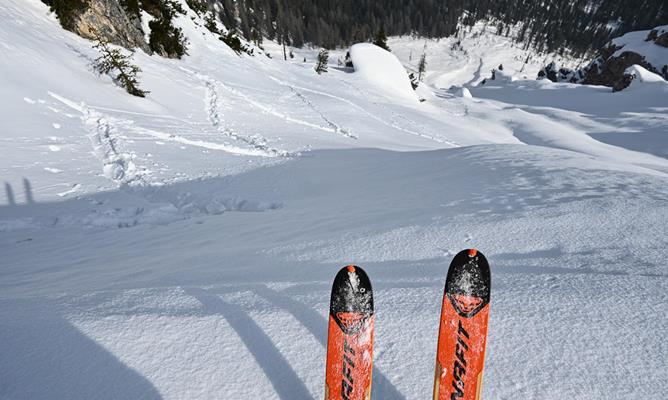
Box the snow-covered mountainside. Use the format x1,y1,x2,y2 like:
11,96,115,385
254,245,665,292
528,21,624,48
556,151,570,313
1,1,667,399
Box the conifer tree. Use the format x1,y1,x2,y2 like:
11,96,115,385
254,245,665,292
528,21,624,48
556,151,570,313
373,26,390,51
92,37,148,97
418,53,427,81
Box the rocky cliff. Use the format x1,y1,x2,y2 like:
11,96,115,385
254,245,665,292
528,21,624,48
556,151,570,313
539,25,668,92
41,0,193,58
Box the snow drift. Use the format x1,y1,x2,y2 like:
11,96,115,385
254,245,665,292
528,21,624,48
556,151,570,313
349,43,418,102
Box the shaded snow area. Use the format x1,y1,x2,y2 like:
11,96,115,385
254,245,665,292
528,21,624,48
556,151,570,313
1,1,667,399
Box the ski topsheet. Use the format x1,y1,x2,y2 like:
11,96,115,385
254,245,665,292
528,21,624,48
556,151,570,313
433,249,491,400
325,265,374,400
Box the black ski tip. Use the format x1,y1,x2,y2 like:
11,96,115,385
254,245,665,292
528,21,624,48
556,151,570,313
330,265,374,316
445,249,491,317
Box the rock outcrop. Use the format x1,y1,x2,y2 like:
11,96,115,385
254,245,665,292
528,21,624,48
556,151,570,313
538,25,668,92
42,0,195,58
73,0,151,53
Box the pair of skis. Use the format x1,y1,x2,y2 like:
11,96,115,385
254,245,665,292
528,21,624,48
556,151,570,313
324,249,491,400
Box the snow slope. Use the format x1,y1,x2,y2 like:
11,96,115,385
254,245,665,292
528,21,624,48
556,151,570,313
1,1,667,399
388,22,579,90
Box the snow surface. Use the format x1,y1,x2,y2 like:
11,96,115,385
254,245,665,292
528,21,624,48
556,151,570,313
1,1,667,399
625,64,668,85
387,22,579,90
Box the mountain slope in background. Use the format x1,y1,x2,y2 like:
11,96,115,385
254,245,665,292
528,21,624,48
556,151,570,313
1,1,667,399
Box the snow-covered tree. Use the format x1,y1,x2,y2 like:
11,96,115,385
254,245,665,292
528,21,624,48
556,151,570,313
315,49,329,74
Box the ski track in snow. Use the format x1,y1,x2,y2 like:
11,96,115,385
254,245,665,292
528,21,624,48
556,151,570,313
50,91,280,160
267,77,356,139
184,67,349,140
286,85,357,139
48,92,149,187
337,78,460,146
270,76,458,145
199,74,293,157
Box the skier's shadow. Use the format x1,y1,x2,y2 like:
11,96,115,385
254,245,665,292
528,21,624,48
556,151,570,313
206,285,405,400
188,285,406,400
186,287,313,400
251,284,407,400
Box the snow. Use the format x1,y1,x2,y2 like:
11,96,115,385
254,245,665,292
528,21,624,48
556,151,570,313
349,43,418,102
1,1,667,399
625,64,668,85
388,22,578,90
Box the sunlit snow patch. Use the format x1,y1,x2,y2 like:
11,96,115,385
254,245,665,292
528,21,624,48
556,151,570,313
349,43,418,103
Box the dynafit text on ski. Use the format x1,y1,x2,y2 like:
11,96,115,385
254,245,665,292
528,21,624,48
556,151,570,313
324,265,374,400
433,249,491,400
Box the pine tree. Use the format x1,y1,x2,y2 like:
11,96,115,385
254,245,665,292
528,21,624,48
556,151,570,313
220,30,248,55
344,51,354,68
92,37,148,97
418,53,427,81
373,26,390,51
315,49,329,74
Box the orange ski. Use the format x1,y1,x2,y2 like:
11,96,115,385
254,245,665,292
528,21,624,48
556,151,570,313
434,249,491,400
324,265,374,400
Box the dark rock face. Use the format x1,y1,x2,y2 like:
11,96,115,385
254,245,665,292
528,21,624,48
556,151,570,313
646,28,668,48
50,0,188,59
538,26,667,92
582,48,657,91
656,32,668,48
72,0,151,53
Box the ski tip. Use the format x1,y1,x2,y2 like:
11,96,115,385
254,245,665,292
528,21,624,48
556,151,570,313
445,249,491,315
330,265,373,315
